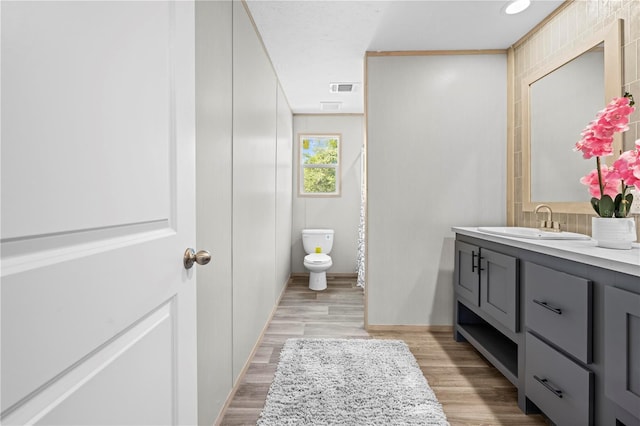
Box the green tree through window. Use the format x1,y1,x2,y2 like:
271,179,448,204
300,135,340,195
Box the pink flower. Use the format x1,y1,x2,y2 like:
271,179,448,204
575,133,614,159
580,165,622,199
600,104,633,131
612,139,640,190
589,121,615,139
576,93,637,217
574,95,635,159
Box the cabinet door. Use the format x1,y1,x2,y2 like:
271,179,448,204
480,249,518,332
605,286,640,420
454,241,479,306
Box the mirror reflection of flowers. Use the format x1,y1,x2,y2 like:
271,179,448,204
575,92,639,217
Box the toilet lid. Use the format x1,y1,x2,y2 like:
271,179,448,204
304,253,331,264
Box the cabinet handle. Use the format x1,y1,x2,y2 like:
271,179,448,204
471,252,485,272
534,375,563,398
533,299,562,315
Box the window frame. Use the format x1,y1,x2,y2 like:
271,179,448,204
298,133,342,197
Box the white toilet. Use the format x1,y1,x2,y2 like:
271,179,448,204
302,229,334,291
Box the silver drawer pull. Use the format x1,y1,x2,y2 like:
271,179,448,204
533,299,562,315
534,375,563,398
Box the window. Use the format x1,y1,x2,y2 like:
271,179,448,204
299,134,341,196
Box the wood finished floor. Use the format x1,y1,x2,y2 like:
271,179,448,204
218,276,548,426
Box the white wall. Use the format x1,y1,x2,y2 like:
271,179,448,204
291,114,364,274
195,1,233,423
367,54,507,326
195,2,293,424
232,0,278,380
275,85,293,298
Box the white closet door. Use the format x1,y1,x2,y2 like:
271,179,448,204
1,1,198,424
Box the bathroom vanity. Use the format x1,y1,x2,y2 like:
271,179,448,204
452,227,640,426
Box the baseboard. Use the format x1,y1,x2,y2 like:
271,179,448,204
366,324,454,333
290,272,358,280
213,275,292,426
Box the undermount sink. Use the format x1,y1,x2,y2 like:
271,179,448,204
477,226,592,240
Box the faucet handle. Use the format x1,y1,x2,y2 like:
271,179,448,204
539,220,562,232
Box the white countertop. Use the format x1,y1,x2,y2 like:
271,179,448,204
452,227,640,277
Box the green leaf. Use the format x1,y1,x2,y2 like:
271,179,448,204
598,195,615,217
614,194,624,218
590,197,600,215
614,193,634,217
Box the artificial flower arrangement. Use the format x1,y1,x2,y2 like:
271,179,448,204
575,92,640,217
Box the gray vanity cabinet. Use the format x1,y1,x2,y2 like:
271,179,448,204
454,239,522,405
604,286,640,421
453,230,640,426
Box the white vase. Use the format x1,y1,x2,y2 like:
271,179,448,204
591,217,637,250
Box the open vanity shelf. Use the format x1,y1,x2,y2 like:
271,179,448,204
456,302,519,385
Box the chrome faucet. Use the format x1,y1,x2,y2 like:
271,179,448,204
535,204,561,232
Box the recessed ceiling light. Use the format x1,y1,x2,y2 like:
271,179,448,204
504,0,531,15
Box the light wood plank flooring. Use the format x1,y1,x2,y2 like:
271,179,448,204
218,276,548,426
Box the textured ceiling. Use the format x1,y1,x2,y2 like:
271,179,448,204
246,0,564,114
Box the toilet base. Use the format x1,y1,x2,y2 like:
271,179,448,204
309,271,327,291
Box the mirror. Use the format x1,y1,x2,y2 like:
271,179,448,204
530,44,603,202
521,20,622,214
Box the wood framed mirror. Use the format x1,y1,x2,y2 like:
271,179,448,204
521,20,622,214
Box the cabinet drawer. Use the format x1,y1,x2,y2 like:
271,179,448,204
526,332,593,426
524,262,592,363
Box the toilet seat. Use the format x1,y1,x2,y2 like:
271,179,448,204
303,253,332,291
304,253,331,264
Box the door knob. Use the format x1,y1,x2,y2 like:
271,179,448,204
183,248,211,270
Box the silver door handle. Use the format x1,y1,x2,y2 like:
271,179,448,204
183,248,211,269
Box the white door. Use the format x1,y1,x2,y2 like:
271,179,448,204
1,1,198,424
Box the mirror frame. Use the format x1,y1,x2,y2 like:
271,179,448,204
521,19,622,214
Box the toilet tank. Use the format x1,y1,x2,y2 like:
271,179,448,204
302,229,334,254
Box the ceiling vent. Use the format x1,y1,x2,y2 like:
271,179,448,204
329,82,359,93
320,101,342,111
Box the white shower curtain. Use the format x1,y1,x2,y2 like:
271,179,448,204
356,145,366,288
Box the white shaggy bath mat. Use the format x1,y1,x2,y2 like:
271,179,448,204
257,338,449,425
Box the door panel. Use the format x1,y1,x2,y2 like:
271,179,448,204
5,303,175,425
1,1,172,239
1,1,197,424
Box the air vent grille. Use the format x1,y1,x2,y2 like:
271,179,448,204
329,82,359,93
320,101,342,111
